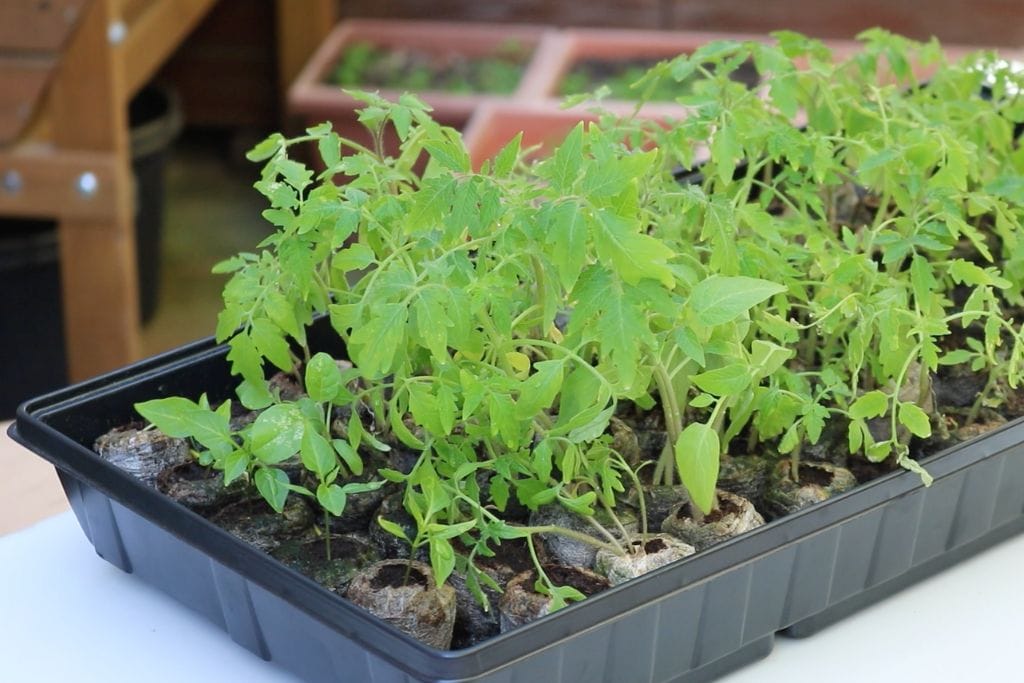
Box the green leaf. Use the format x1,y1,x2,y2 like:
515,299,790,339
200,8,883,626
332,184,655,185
849,390,889,420
250,319,294,373
332,439,364,476
516,360,564,419
134,397,234,457
300,428,335,478
316,482,347,516
407,176,457,233
264,290,303,342
488,393,522,448
692,363,752,397
246,133,284,161
689,393,715,408
938,349,974,366
413,290,450,361
544,200,589,291
543,122,584,192
429,537,456,586
408,381,446,437
592,209,675,288
492,132,522,177
236,378,274,410
674,327,706,367
897,402,932,438
674,422,720,515
226,332,267,388
305,352,342,403
333,243,375,273
349,302,407,378
689,276,786,326
222,449,250,485
711,122,740,184
250,403,305,464
254,467,290,513
377,516,411,543
749,340,793,377
567,405,615,444
489,475,510,511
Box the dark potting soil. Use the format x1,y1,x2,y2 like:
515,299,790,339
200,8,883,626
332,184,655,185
795,464,835,487
372,562,428,590
697,493,742,525
538,564,609,597
99,352,1024,650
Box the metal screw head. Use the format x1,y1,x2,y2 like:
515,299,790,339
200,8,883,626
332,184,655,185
2,170,23,195
76,172,99,198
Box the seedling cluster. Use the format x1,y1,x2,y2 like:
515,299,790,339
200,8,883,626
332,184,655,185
136,30,1024,613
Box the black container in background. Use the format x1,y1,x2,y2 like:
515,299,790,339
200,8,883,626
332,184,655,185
0,219,68,419
129,84,183,323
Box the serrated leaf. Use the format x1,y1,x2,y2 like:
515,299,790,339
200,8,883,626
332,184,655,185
250,319,293,372
544,122,584,191
408,382,444,436
849,391,889,420
689,276,786,326
749,340,793,377
493,132,522,177
898,402,932,438
414,291,450,361
333,243,376,273
135,397,234,457
489,475,510,511
567,405,615,444
711,122,740,184
429,537,456,586
592,209,675,288
407,176,457,233
938,349,974,366
674,422,720,515
349,302,407,378
544,200,589,291
516,360,564,419
227,332,267,388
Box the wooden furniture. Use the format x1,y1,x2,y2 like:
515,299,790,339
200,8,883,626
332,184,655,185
0,0,335,382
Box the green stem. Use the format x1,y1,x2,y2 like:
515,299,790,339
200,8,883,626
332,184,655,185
652,362,684,486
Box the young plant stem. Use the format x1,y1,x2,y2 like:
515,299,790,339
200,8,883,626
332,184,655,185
652,362,684,486
325,510,332,562
967,370,999,426
619,458,649,541
789,442,803,483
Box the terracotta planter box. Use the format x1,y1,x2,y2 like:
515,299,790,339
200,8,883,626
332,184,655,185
462,100,692,171
532,28,772,108
287,19,554,149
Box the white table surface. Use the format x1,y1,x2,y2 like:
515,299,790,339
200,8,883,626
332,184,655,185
2,511,1022,682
